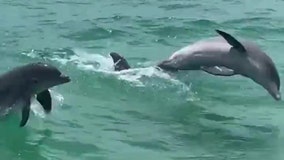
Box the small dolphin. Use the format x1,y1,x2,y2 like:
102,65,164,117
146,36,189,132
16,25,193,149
157,29,281,101
0,62,71,127
109,52,131,71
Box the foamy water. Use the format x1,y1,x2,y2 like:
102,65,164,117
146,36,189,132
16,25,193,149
22,48,192,89
30,90,65,118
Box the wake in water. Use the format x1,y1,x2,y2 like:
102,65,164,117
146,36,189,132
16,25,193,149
67,48,179,86
21,48,201,103
22,48,194,89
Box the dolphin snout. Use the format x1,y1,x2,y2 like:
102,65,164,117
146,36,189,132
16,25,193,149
59,73,71,83
267,83,281,101
272,91,281,101
275,93,281,101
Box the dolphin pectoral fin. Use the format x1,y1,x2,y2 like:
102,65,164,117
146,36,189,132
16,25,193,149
201,66,235,76
19,98,31,127
215,30,246,53
36,89,52,114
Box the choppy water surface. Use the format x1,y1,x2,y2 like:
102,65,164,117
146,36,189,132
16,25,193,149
0,0,284,160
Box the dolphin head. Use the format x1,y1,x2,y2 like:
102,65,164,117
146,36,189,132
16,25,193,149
253,59,281,101
215,29,281,101
232,47,281,101
23,62,71,94
241,46,281,101
240,43,281,101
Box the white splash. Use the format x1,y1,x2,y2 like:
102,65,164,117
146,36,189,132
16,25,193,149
73,49,188,86
30,90,64,118
22,48,194,96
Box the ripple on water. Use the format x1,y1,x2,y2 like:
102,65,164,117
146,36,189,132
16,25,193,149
43,139,105,159
119,139,171,152
159,3,202,10
61,27,129,41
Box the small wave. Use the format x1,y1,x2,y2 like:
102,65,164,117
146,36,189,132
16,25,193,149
221,17,272,25
61,27,130,41
159,3,201,11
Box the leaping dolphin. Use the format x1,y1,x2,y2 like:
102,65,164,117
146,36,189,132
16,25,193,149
157,29,281,101
0,62,71,127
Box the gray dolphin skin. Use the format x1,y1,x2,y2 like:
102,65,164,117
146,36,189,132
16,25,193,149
157,29,281,101
0,62,71,127
109,52,131,71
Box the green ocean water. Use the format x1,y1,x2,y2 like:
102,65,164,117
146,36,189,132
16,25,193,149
0,0,284,159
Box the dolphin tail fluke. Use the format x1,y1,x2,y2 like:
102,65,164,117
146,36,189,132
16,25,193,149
19,98,31,127
215,29,246,53
201,66,235,76
36,89,52,114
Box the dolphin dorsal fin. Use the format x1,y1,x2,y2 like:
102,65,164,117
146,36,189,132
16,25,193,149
114,59,122,66
216,29,246,53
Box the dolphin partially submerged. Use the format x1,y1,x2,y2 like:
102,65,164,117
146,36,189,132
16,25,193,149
109,52,131,71
157,30,281,101
0,62,71,127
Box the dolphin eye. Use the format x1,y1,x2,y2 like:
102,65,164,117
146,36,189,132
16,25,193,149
31,78,38,84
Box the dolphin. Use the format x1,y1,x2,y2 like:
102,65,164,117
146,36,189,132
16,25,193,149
0,62,71,127
109,52,131,71
157,29,281,101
